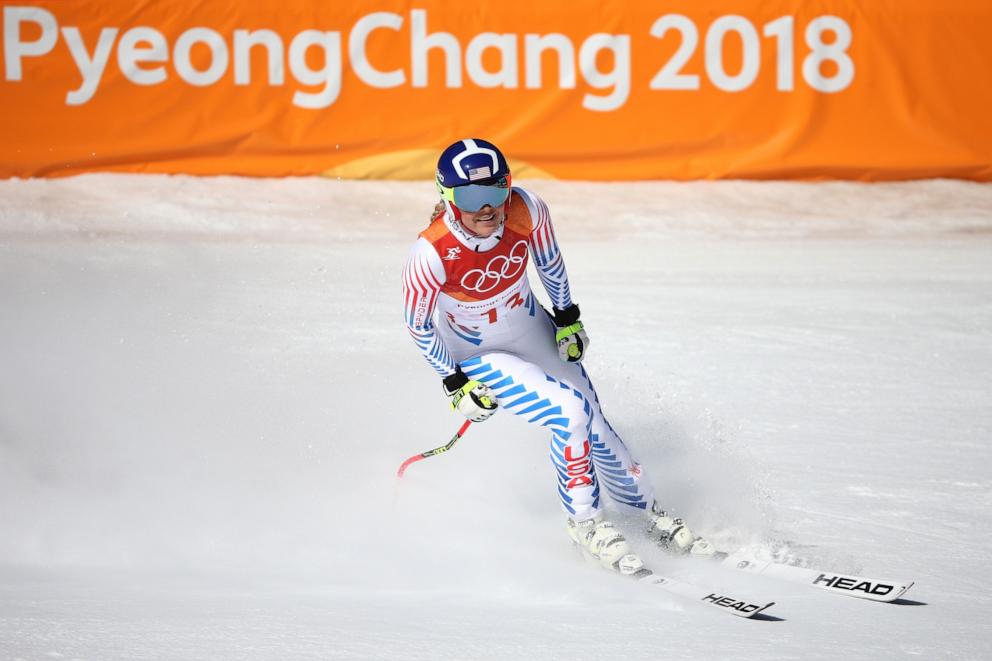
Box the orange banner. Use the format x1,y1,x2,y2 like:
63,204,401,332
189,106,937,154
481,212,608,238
1,0,991,180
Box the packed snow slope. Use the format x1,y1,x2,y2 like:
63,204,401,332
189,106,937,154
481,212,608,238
1,175,991,660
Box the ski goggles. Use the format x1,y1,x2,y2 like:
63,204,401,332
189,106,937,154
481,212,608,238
438,176,510,212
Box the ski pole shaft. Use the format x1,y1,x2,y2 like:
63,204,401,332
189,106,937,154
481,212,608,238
396,419,472,478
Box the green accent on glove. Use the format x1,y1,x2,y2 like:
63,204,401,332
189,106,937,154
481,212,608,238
555,321,584,343
450,380,492,410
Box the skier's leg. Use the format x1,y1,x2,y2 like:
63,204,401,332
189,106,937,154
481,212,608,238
505,310,658,513
511,321,715,555
567,363,716,555
459,352,601,521
459,351,646,573
556,362,657,513
464,310,712,556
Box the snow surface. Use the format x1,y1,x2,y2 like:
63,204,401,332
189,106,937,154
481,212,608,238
1,175,991,659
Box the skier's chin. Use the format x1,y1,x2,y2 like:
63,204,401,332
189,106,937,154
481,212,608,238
474,222,500,238
464,210,503,237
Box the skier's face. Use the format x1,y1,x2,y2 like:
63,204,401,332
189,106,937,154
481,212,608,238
459,204,504,238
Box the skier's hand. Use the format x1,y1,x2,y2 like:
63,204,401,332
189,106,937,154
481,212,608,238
443,369,498,422
553,304,589,363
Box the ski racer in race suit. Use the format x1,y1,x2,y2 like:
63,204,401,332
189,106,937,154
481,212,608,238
402,139,714,572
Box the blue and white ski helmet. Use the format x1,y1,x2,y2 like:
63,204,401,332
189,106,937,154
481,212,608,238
436,138,512,217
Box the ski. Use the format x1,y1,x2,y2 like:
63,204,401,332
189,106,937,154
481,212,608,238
714,552,914,603
630,565,778,619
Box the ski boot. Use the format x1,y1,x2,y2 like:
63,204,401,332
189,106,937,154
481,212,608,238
646,502,717,557
567,515,645,576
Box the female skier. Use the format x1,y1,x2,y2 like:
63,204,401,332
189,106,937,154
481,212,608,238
402,138,714,573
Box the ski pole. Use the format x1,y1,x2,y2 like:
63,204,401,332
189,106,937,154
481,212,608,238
396,419,472,478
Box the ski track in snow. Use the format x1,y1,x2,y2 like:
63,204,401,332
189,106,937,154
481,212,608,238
0,175,990,659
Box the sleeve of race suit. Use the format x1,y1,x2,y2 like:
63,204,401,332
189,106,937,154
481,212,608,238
402,237,458,377
517,188,574,311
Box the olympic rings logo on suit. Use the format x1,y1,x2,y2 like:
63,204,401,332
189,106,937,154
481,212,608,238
460,240,529,293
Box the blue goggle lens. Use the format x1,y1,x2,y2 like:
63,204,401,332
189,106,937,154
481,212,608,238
452,178,510,212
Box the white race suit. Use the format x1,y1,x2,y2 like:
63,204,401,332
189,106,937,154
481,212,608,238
402,187,655,521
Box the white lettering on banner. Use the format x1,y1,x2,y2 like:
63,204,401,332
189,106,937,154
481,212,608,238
650,13,854,93
578,34,630,111
649,15,699,90
4,6,57,80
350,12,404,88
466,33,518,89
233,30,284,86
705,16,759,92
174,28,228,86
804,16,854,93
524,34,576,89
118,27,168,86
62,26,118,105
287,30,341,109
763,16,794,91
410,8,460,88
1,5,856,109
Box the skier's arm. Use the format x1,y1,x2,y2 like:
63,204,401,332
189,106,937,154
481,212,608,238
402,238,457,377
518,188,574,311
402,238,498,421
517,189,589,361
